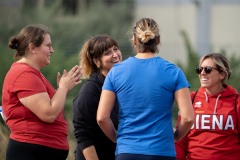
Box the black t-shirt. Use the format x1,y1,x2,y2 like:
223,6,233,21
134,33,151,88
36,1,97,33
73,72,118,160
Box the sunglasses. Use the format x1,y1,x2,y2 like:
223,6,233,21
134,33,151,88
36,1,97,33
195,66,219,74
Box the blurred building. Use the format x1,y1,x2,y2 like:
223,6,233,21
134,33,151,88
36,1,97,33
135,0,240,64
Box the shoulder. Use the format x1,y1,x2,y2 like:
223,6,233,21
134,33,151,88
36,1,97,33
154,57,183,73
74,80,102,105
113,57,133,68
81,80,102,93
9,63,38,74
190,90,199,101
78,74,103,95
5,63,41,85
190,90,198,96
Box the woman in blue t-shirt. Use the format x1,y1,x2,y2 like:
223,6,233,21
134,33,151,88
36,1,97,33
97,18,194,160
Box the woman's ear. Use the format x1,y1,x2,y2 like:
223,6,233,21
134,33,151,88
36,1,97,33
220,71,226,80
132,35,137,46
28,43,35,54
93,58,100,68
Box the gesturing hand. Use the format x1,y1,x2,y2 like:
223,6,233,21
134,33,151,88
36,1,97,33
57,65,82,91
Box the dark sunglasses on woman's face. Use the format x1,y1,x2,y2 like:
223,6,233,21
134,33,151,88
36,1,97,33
195,66,219,74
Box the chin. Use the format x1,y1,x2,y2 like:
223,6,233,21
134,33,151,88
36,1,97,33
200,84,209,88
43,62,50,67
201,83,209,88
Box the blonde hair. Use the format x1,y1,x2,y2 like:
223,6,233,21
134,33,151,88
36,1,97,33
133,18,160,53
199,53,232,87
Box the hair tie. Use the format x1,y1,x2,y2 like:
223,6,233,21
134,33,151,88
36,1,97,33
13,42,19,49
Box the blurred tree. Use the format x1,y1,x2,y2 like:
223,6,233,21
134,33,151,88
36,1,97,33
178,30,240,92
220,49,240,91
62,0,78,15
0,0,135,159
61,0,132,15
180,30,200,91
23,0,56,8
173,31,240,125
23,0,37,8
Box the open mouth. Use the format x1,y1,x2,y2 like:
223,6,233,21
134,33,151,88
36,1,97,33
112,59,120,63
201,78,208,81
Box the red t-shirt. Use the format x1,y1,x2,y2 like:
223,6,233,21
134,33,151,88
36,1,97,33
2,62,68,150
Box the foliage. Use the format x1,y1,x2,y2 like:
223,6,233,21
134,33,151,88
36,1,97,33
220,49,240,92
180,30,240,92
0,0,135,102
1,0,240,159
178,30,200,91
0,0,135,159
172,30,240,125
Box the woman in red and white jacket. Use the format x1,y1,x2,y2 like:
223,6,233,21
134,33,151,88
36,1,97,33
175,53,240,160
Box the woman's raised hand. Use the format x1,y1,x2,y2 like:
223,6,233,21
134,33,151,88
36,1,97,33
57,65,82,91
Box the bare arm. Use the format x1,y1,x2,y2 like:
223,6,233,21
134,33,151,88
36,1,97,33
20,65,82,123
97,90,117,143
174,87,194,141
174,113,188,160
83,145,99,160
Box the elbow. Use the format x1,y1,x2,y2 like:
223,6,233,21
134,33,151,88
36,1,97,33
96,114,109,128
189,118,194,125
174,115,194,141
188,114,194,125
182,112,194,126
39,114,57,123
42,117,56,123
183,117,194,128
96,116,105,127
186,116,194,124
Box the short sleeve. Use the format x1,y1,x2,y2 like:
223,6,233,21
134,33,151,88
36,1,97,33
102,68,115,92
12,71,47,99
175,68,190,91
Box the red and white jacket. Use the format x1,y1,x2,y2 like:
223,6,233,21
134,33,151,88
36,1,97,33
175,85,240,160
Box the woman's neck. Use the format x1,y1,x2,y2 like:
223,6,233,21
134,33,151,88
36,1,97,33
205,85,225,96
17,57,40,70
135,52,155,59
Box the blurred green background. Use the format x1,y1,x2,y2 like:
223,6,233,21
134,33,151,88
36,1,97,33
1,0,240,160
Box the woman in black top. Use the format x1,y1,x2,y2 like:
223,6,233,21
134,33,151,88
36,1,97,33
73,35,122,160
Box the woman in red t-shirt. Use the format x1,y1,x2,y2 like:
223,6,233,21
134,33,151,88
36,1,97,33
2,24,82,160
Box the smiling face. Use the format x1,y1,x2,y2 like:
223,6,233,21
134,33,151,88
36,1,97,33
35,34,54,68
95,45,122,77
198,58,225,95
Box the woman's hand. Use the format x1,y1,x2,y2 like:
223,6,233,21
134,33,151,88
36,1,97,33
57,65,82,91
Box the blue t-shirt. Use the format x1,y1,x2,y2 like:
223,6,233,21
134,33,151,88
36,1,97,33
103,56,190,157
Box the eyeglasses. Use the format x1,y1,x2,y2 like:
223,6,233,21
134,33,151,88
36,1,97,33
195,66,219,74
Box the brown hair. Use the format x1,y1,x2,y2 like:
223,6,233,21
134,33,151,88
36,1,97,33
133,18,160,53
79,35,119,78
8,24,49,61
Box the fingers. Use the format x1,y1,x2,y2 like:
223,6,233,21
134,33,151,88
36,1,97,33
69,65,79,74
58,65,82,90
63,69,67,75
70,66,82,80
57,72,61,87
75,79,82,85
63,66,80,78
